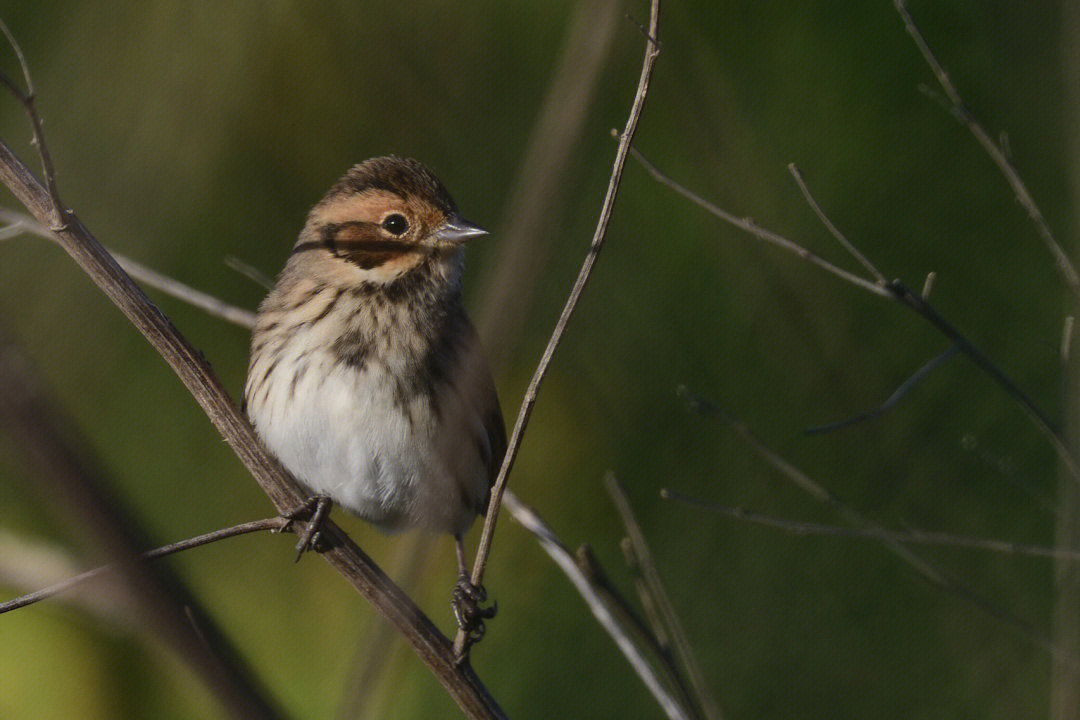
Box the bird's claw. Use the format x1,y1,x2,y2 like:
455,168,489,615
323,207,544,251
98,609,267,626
280,495,333,561
451,572,497,652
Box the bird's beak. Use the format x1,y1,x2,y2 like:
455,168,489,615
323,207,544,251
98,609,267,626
430,214,489,247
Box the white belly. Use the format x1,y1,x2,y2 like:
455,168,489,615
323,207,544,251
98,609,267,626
248,346,484,535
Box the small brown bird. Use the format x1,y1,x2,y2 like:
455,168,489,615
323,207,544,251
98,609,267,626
244,156,505,638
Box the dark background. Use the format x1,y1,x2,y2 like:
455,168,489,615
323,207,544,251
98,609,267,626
0,1,1074,718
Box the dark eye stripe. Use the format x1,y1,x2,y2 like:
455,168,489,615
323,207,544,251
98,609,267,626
291,221,422,270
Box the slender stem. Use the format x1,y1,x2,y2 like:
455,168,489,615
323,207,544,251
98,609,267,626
892,0,1080,297
0,517,289,615
663,490,1080,562
805,344,960,435
604,475,720,720
887,280,1080,483
455,0,663,658
681,391,1080,673
0,208,257,328
0,18,65,227
501,490,690,720
625,145,891,297
630,149,1080,486
788,163,886,284
0,136,504,720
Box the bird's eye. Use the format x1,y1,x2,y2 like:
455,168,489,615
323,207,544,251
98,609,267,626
381,213,409,235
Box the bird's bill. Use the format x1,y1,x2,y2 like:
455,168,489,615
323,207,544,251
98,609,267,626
430,215,489,246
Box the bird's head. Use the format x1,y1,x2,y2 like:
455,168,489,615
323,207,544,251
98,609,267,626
292,156,487,285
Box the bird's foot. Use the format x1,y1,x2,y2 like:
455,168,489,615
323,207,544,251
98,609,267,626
280,495,333,562
451,573,497,660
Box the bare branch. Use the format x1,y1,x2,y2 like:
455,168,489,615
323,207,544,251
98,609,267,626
0,531,132,624
886,280,1080,482
573,543,681,690
0,517,288,615
0,102,504,720
0,208,257,328
0,19,65,227
805,344,960,435
457,0,663,658
501,490,691,720
225,255,274,290
630,149,1080,484
788,163,886,285
604,474,720,720
679,389,1080,673
662,490,1080,562
0,344,286,720
1065,316,1075,366
921,271,936,299
892,0,1080,297
618,539,670,658
624,145,890,297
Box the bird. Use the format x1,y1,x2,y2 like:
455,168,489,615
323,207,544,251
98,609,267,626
243,156,506,643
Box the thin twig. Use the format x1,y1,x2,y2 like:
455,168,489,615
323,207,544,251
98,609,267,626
624,145,890,298
574,544,671,667
0,208,257,328
921,271,936,299
456,0,663,658
662,490,1080,562
886,280,1080,483
501,490,690,720
604,474,720,720
892,0,1080,297
0,517,289,615
629,149,1080,484
788,163,886,285
0,344,286,720
680,389,1080,673
0,19,65,227
805,344,960,434
575,542,703,718
3,204,710,716
225,255,274,290
0,531,132,624
0,94,504,720
619,538,670,651
1065,316,1075,366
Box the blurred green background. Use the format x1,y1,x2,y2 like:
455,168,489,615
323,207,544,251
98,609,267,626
0,1,1075,718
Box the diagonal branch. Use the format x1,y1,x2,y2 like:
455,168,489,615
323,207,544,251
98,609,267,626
680,389,1080,673
603,474,720,720
0,344,286,720
456,0,663,658
501,490,690,720
629,149,1080,485
891,0,1080,298
0,19,65,227
0,112,505,720
624,145,890,297
0,208,257,328
805,344,960,435
0,516,289,615
662,490,1080,562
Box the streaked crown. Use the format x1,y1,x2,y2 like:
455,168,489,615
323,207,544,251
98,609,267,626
294,156,486,275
